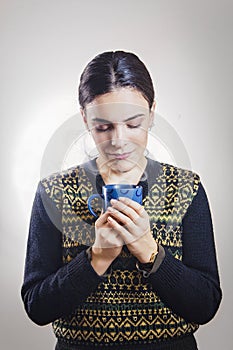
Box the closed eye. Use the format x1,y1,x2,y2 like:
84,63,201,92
95,124,113,132
127,123,142,129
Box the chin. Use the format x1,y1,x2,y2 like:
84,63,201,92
109,158,141,173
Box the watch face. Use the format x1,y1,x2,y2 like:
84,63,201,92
149,249,158,263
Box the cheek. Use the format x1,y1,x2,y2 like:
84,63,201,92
91,132,110,148
131,129,148,144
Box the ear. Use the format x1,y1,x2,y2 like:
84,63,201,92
80,108,89,130
149,100,156,128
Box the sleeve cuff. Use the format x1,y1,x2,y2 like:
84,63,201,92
136,244,165,278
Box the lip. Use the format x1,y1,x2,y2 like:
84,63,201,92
108,152,132,160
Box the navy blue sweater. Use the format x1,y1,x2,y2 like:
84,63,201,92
21,161,222,349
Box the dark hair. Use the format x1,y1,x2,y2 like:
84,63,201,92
78,51,154,109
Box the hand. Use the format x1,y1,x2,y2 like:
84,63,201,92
91,211,124,275
106,197,158,263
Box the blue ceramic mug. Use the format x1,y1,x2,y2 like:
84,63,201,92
87,184,143,218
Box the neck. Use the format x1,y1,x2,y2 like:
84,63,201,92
96,156,147,185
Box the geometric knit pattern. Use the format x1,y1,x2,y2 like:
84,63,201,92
41,161,200,347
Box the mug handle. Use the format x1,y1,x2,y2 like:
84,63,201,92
87,194,101,218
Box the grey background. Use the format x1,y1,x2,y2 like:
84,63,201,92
1,0,232,349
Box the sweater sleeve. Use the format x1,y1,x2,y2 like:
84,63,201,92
148,182,222,324
21,182,105,326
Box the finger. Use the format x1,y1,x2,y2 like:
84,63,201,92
107,216,133,242
109,199,139,222
95,210,110,227
108,215,149,245
107,207,136,229
115,197,145,216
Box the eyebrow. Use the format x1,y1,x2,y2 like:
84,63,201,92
91,113,146,123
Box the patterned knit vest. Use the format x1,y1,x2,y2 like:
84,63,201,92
41,158,200,347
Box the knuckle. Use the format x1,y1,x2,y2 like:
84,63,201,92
124,217,131,225
125,217,133,228
138,204,144,211
95,221,100,228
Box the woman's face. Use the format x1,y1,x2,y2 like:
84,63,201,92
82,88,155,174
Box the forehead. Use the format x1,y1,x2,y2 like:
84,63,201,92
85,88,150,122
85,103,149,122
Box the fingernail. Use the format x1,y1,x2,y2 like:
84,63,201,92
110,198,117,204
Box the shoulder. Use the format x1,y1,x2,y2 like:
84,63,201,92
38,160,94,205
160,161,200,195
147,158,201,201
40,160,94,189
41,166,79,186
161,161,199,179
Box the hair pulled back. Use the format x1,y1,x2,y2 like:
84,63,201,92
78,51,154,109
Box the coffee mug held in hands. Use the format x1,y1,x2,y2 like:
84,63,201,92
87,184,143,218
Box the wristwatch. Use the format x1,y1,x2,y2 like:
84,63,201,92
136,245,159,273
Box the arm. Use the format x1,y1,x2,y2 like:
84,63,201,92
148,182,222,324
21,182,105,326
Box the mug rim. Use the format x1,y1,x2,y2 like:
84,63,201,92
102,184,141,189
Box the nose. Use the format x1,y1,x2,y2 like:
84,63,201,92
111,123,126,147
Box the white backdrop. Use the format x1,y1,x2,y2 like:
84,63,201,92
1,0,232,349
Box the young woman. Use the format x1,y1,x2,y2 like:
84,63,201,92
21,51,222,350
